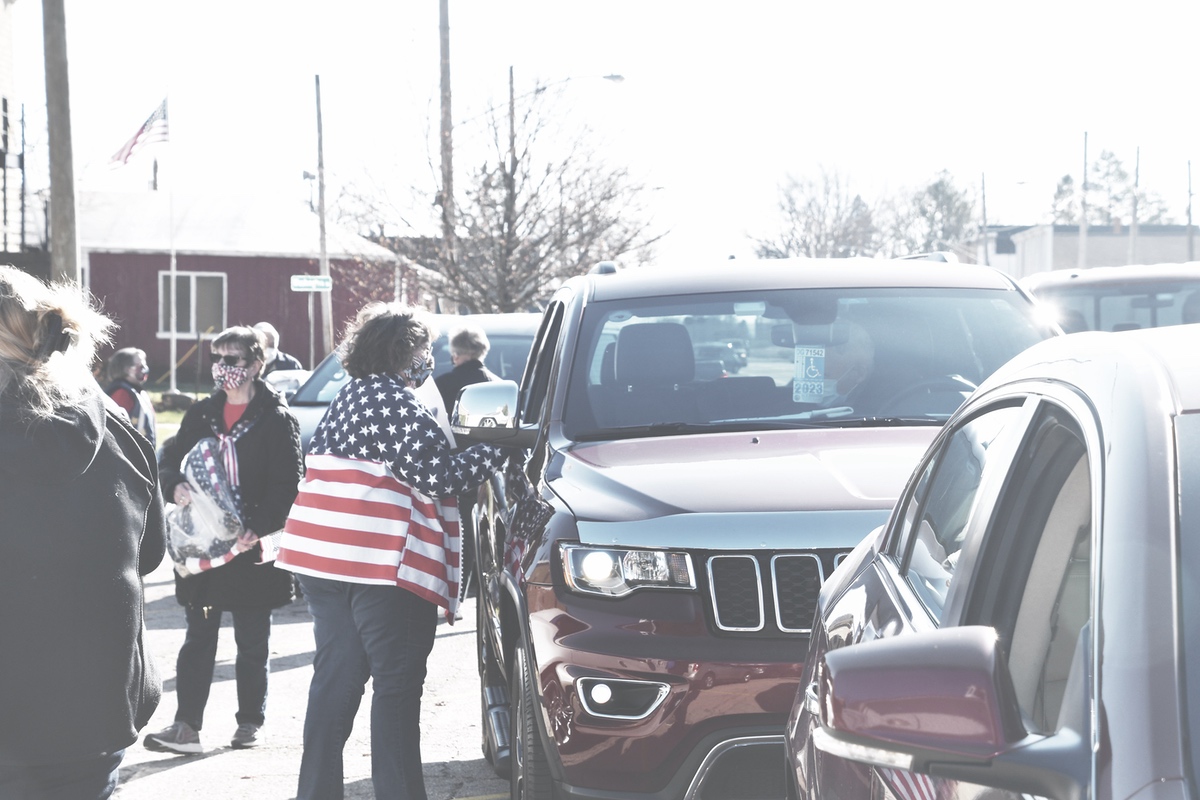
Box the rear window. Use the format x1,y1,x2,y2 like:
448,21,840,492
562,287,1054,438
1032,279,1200,332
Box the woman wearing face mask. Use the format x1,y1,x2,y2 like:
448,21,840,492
277,303,505,800
144,326,304,755
104,346,156,448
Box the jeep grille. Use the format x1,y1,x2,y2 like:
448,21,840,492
706,553,838,635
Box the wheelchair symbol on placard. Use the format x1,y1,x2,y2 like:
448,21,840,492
805,357,822,379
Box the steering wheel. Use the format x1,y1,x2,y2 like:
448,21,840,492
878,374,978,415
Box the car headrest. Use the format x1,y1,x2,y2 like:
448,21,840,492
615,323,695,387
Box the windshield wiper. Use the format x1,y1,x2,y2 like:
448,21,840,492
848,417,946,427
572,419,833,441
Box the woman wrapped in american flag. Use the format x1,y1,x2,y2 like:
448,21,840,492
277,302,505,800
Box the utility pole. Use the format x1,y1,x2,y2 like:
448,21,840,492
1077,132,1088,270
500,66,517,302
315,75,332,357
1127,146,1139,265
1189,161,1194,262
980,172,989,266
438,0,455,270
43,0,79,284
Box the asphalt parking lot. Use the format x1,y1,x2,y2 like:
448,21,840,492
114,554,508,800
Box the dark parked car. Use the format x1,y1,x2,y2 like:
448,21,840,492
786,323,1200,800
288,312,541,450
451,259,1057,800
1021,261,1200,332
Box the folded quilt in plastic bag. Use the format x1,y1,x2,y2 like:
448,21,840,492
166,437,245,574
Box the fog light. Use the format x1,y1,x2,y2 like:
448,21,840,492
590,682,613,705
577,677,670,720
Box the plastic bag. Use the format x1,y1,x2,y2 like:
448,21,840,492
166,437,244,569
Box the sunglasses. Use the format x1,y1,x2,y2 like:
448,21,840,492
209,353,247,367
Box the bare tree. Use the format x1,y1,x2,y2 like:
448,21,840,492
1052,150,1173,226
336,84,660,313
753,170,877,259
882,170,975,257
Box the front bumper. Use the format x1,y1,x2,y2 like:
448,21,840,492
526,583,805,798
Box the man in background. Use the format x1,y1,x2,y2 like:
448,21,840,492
434,325,498,413
253,322,303,376
434,325,499,604
105,347,157,449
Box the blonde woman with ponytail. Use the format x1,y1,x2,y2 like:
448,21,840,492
0,266,167,800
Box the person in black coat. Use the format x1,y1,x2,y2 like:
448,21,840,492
433,324,499,602
252,321,304,375
144,326,304,755
0,266,166,800
434,324,499,414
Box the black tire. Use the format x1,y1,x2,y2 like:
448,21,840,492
511,633,555,800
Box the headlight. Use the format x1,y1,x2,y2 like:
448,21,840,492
562,544,695,597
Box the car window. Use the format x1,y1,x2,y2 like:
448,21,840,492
898,405,1026,623
1033,279,1200,332
561,287,1052,438
520,302,565,427
291,326,536,405
964,404,1092,733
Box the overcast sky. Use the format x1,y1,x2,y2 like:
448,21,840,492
14,0,1200,264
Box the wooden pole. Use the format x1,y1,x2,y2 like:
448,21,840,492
439,0,455,269
43,0,78,284
315,75,332,356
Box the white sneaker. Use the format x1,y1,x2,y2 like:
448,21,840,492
143,720,203,754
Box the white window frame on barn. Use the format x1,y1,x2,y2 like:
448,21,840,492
158,270,227,338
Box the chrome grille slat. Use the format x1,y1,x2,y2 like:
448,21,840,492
707,555,764,631
771,554,825,633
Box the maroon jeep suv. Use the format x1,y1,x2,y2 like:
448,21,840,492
451,259,1056,800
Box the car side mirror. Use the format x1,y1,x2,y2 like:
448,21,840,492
814,625,1089,800
452,380,535,447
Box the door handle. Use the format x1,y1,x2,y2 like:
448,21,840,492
804,682,820,716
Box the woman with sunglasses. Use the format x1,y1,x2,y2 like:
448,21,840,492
145,326,304,755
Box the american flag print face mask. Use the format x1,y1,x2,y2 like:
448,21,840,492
400,353,434,388
212,363,251,392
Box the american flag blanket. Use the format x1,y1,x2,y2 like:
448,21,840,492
277,374,504,621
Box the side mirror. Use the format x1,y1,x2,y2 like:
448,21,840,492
451,380,535,446
814,625,1089,800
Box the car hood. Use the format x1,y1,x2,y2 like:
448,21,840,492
550,427,937,548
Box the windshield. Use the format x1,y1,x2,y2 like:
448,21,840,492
562,287,1053,439
291,332,535,404
1032,279,1200,332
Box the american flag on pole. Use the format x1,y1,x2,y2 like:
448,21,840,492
110,99,169,166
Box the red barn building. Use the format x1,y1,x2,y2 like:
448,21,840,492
80,191,430,388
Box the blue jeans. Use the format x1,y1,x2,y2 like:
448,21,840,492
296,575,438,800
175,605,272,731
0,749,123,799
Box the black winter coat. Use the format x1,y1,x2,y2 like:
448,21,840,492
0,392,166,766
160,381,303,611
434,358,499,415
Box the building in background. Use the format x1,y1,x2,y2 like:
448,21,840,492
1011,224,1197,278
79,190,432,386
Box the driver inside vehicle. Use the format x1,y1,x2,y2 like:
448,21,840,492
793,320,875,410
